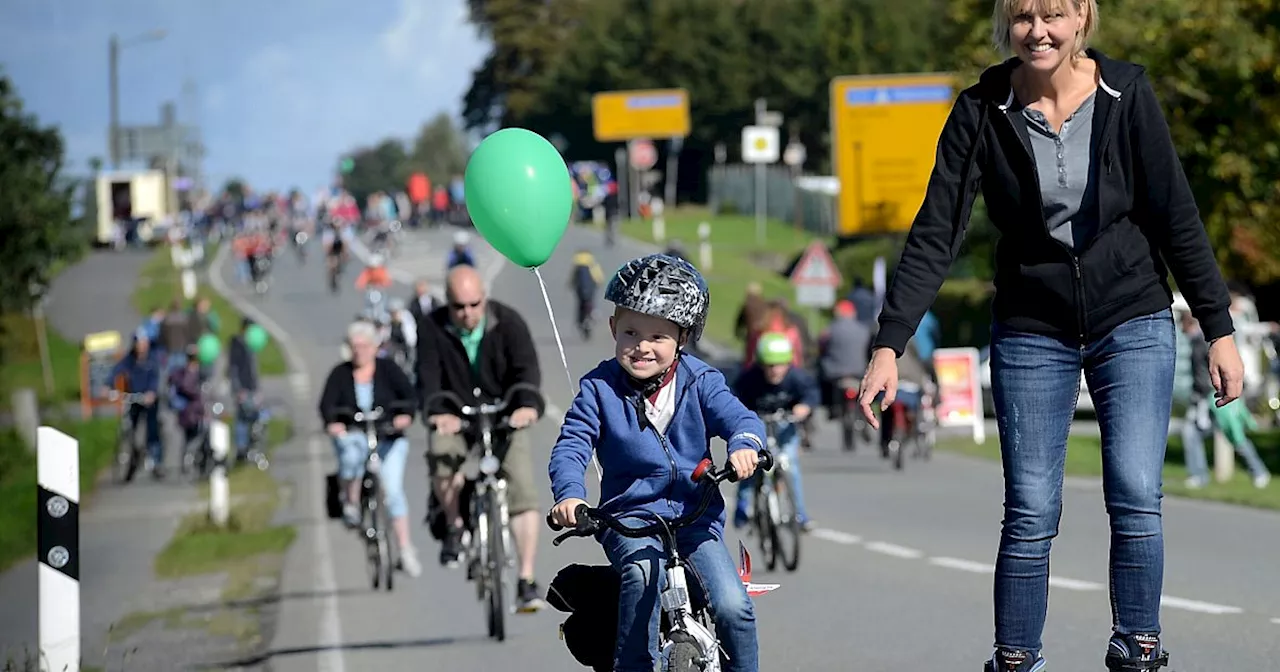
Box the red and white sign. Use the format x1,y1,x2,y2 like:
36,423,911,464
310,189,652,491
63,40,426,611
932,347,986,443
789,241,842,288
628,138,658,171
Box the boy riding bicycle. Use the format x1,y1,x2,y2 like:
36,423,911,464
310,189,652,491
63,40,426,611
731,332,818,531
567,248,604,329
548,253,767,672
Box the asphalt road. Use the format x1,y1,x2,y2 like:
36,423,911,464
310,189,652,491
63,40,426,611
210,223,1280,671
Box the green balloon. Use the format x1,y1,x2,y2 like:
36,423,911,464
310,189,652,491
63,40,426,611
197,333,220,365
464,128,573,268
245,324,269,352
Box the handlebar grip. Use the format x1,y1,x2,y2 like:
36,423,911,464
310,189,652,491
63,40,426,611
572,504,592,531
757,449,775,472
546,513,563,532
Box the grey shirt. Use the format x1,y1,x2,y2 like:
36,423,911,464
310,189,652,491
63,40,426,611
1018,88,1099,252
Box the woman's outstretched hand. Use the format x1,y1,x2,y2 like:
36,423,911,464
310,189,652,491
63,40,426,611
1208,335,1245,407
857,347,900,429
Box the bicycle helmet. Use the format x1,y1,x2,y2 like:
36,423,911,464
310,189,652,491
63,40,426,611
604,253,709,343
368,253,385,267
453,230,470,247
756,332,793,366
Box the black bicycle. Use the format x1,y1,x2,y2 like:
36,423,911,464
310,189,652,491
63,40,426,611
751,409,803,572
424,382,545,642
331,400,415,591
547,451,777,672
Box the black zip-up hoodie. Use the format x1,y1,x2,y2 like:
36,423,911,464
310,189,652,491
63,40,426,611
874,49,1234,356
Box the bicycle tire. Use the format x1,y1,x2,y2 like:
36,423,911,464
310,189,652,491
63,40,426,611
486,489,507,641
753,474,779,572
840,413,855,452
114,419,134,483
773,470,802,572
665,640,701,672
892,438,906,471
364,477,387,589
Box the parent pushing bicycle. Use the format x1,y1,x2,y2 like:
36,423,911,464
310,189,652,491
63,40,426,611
855,1,1244,670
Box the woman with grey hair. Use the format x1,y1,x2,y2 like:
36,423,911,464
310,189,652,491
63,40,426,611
318,320,422,577
856,0,1245,670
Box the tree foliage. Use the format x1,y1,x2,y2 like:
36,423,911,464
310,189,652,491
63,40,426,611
339,113,469,204
0,73,81,313
452,0,1280,282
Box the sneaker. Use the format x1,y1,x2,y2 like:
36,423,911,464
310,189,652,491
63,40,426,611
1105,633,1169,670
1254,472,1271,489
399,544,422,578
1183,476,1207,489
515,578,546,613
440,527,463,568
341,503,361,528
984,648,1046,672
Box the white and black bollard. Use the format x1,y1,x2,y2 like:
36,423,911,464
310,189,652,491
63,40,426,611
37,426,80,672
209,413,231,527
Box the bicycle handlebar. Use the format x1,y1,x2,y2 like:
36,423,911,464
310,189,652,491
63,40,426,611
422,382,544,427
758,408,803,425
328,400,416,427
545,450,775,546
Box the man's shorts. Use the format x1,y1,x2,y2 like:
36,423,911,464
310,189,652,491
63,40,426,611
427,429,537,515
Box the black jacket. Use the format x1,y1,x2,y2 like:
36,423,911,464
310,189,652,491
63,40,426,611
874,50,1234,356
416,299,544,418
317,360,418,436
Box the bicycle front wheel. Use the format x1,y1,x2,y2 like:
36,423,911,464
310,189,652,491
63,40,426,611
772,466,803,572
752,474,779,571
485,489,507,641
364,477,389,590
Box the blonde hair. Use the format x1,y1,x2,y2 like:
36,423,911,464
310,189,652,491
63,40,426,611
991,0,1098,56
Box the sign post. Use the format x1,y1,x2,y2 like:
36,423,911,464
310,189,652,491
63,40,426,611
932,347,985,444
742,125,780,245
830,73,954,236
592,89,691,221
80,331,123,419
788,241,842,310
38,426,80,672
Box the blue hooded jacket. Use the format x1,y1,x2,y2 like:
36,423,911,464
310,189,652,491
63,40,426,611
733,364,821,414
549,354,766,533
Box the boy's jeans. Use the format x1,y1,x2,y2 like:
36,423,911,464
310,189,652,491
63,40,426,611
601,525,758,672
989,308,1175,655
734,423,808,525
1181,399,1270,481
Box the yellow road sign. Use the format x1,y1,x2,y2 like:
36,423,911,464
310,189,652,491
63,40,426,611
829,73,956,236
592,89,691,142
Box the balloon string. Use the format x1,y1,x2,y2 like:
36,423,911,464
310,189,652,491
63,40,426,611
531,267,602,482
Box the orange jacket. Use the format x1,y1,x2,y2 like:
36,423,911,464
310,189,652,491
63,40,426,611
355,266,392,289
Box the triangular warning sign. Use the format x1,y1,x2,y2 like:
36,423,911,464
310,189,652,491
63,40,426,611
789,242,842,288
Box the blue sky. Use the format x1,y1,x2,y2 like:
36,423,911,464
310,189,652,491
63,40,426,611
0,0,489,192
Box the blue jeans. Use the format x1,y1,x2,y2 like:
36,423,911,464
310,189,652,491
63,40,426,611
602,525,758,672
332,432,410,519
990,308,1175,654
734,424,808,525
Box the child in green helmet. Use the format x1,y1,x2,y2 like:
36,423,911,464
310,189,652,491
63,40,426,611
731,331,819,530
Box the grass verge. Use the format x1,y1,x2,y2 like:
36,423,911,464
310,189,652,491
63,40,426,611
618,207,823,348
936,428,1280,510
0,417,118,573
154,419,295,579
0,313,85,411
132,246,287,376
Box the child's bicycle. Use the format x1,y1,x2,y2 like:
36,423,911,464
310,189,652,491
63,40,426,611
750,409,804,572
546,451,780,672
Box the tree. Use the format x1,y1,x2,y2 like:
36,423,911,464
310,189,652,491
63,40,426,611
404,112,470,187
341,139,410,205
0,73,80,314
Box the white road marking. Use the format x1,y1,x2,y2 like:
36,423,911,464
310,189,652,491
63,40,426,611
864,541,925,559
1270,617,1280,625
929,556,994,574
1159,595,1244,615
209,245,347,672
809,528,862,545
1047,576,1104,591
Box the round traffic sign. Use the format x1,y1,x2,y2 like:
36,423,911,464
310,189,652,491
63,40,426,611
629,139,658,171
